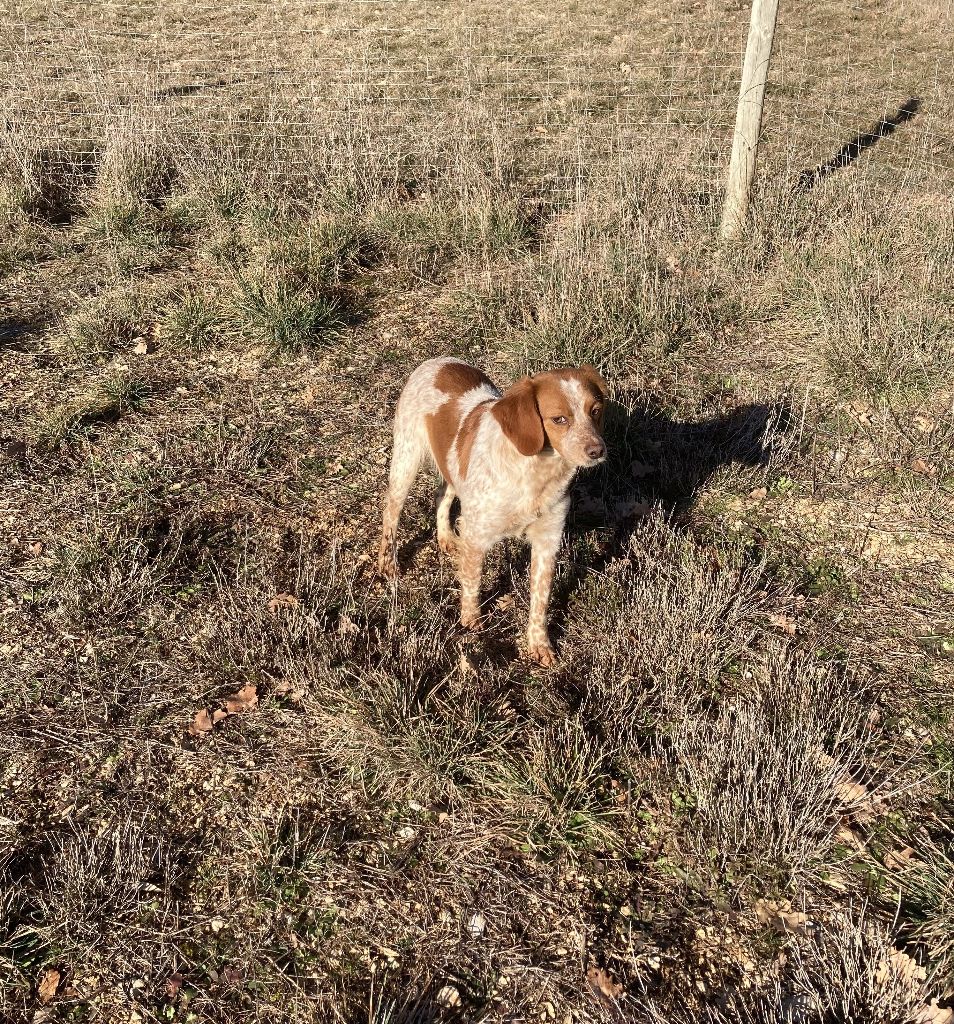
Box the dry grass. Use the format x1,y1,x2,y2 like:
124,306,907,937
1,0,953,1021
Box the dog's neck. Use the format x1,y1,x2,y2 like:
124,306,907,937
523,450,577,510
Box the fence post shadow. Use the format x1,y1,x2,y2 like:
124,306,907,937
797,97,921,190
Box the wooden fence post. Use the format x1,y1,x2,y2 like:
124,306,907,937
720,0,780,239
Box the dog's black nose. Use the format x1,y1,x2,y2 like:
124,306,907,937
586,441,606,461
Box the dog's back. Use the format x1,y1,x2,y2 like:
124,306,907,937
392,357,500,489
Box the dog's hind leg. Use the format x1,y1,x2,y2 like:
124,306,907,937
436,480,458,556
378,413,425,578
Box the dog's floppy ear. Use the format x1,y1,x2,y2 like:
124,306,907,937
579,364,609,399
493,377,545,456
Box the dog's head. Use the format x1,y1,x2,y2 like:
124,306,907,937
493,365,608,467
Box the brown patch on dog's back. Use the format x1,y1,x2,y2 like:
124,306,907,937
455,401,491,478
426,399,461,481
428,362,495,481
434,361,492,398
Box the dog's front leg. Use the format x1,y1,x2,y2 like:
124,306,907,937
524,504,568,667
458,537,488,629
457,516,491,630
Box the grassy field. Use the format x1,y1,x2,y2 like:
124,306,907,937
2,0,953,1021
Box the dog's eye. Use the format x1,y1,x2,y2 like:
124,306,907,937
551,416,568,426
591,405,603,419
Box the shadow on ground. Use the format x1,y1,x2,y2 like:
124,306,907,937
0,316,47,350
596,393,786,513
543,393,790,634
798,97,921,189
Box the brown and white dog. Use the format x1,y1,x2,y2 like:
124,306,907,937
378,357,608,666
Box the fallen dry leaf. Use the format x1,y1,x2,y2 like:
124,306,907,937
915,1000,954,1024
884,846,916,870
835,824,865,850
848,399,873,423
222,684,258,714
754,898,812,935
817,752,877,812
272,679,304,702
586,965,624,1004
610,779,629,806
436,984,462,1008
833,777,870,805
164,973,184,998
38,968,61,1004
188,709,214,736
877,948,926,987
911,457,936,477
749,486,768,500
769,612,797,635
132,337,156,355
29,541,44,556
221,966,244,988
268,592,300,613
466,911,486,937
188,685,258,737
337,612,359,636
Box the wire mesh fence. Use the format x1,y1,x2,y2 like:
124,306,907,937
1,0,953,206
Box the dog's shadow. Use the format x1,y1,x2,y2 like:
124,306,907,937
494,390,791,635
590,390,789,516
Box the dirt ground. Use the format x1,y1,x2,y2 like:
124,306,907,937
1,1,953,1021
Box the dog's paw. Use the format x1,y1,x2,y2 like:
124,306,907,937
528,643,558,668
377,540,399,579
460,610,483,631
438,534,459,557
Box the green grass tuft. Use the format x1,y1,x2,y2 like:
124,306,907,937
231,273,347,352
